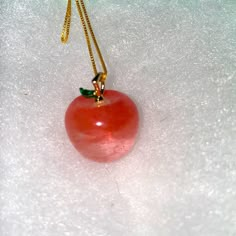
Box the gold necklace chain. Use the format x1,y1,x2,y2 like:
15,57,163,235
61,0,107,82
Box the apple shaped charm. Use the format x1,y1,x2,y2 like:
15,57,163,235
65,89,139,162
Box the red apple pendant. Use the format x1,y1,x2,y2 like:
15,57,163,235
65,89,139,162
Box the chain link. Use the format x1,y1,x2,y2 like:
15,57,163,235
61,0,107,81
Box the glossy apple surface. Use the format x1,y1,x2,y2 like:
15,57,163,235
65,90,139,162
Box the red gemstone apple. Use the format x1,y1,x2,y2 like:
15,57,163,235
65,90,139,162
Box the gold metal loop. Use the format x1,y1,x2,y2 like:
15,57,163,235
92,73,106,101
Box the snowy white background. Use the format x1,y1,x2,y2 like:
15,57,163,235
1,0,236,235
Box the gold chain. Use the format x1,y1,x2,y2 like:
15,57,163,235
61,0,107,81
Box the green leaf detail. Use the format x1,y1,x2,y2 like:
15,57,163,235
79,88,96,98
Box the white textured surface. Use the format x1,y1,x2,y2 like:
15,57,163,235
0,0,236,235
